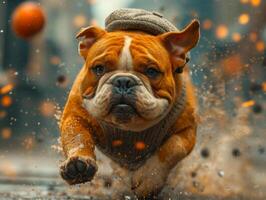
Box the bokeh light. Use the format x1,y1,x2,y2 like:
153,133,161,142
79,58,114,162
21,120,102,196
1,96,12,107
73,14,87,28
39,101,56,117
202,19,212,30
216,24,228,39
232,32,242,42
251,0,261,7
238,13,250,25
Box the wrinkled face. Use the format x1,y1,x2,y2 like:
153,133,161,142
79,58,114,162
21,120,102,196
77,21,200,131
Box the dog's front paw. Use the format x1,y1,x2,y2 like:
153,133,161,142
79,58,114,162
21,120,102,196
131,156,169,198
60,156,97,185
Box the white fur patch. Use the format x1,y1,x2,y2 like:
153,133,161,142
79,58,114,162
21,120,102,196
119,36,133,70
135,85,169,120
83,84,113,118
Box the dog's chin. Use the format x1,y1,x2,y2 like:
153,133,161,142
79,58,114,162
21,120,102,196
110,103,137,123
98,104,152,132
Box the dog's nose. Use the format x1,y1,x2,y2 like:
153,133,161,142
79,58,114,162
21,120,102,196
112,76,137,94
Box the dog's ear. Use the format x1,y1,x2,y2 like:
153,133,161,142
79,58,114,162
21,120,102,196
76,26,106,60
159,20,200,61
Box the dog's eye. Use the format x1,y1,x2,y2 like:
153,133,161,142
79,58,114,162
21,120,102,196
145,67,161,79
91,65,105,76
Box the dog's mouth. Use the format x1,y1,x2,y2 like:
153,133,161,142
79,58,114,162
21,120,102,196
109,97,138,123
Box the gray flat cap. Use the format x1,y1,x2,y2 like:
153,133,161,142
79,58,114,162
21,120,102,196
105,8,177,35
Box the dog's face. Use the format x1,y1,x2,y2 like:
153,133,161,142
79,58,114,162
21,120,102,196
77,21,200,131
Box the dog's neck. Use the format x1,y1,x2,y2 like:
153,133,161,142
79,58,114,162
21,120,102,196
96,81,186,170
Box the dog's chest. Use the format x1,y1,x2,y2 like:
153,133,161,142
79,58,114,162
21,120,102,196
95,122,169,170
92,85,186,170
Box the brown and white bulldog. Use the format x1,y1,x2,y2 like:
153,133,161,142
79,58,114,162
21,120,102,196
59,19,200,198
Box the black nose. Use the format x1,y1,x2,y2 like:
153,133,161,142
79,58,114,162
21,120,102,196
112,76,137,94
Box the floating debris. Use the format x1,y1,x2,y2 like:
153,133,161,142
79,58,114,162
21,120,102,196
201,148,210,158
232,148,241,157
218,170,224,177
252,104,263,114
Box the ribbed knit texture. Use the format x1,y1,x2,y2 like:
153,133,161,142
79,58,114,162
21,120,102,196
105,8,178,35
97,83,186,170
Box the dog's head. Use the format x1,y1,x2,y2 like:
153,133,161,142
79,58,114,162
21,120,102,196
77,20,200,131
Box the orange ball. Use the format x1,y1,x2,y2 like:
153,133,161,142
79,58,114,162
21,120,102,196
11,2,45,39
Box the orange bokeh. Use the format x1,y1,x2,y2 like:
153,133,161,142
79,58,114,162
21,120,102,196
216,25,228,39
0,84,14,95
202,19,212,30
240,0,249,4
251,0,261,6
232,32,242,42
1,128,12,140
262,82,266,92
39,101,56,117
73,15,87,28
256,41,265,52
238,13,250,25
249,32,258,42
1,96,12,107
0,111,7,119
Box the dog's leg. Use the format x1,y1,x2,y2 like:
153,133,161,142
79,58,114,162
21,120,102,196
59,67,98,185
59,113,97,185
132,126,196,198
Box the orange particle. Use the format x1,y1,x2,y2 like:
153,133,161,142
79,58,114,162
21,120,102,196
240,0,249,3
73,15,87,28
1,128,12,139
11,2,46,39
251,0,261,6
1,96,12,107
249,32,258,42
0,84,14,94
202,19,212,30
216,25,228,39
50,56,61,65
135,141,146,150
112,140,123,147
39,101,56,117
262,82,266,92
256,41,265,52
0,111,7,119
238,13,250,25
90,19,98,26
232,32,241,42
242,100,255,108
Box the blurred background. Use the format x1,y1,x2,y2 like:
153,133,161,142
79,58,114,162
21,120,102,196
0,0,265,199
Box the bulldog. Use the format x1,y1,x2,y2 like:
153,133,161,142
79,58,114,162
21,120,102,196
59,9,200,198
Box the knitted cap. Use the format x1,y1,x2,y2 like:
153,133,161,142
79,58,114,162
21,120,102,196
105,8,177,35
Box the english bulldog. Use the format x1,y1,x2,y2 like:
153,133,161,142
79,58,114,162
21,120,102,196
59,15,200,198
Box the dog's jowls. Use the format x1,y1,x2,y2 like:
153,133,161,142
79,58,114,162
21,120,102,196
59,20,200,198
